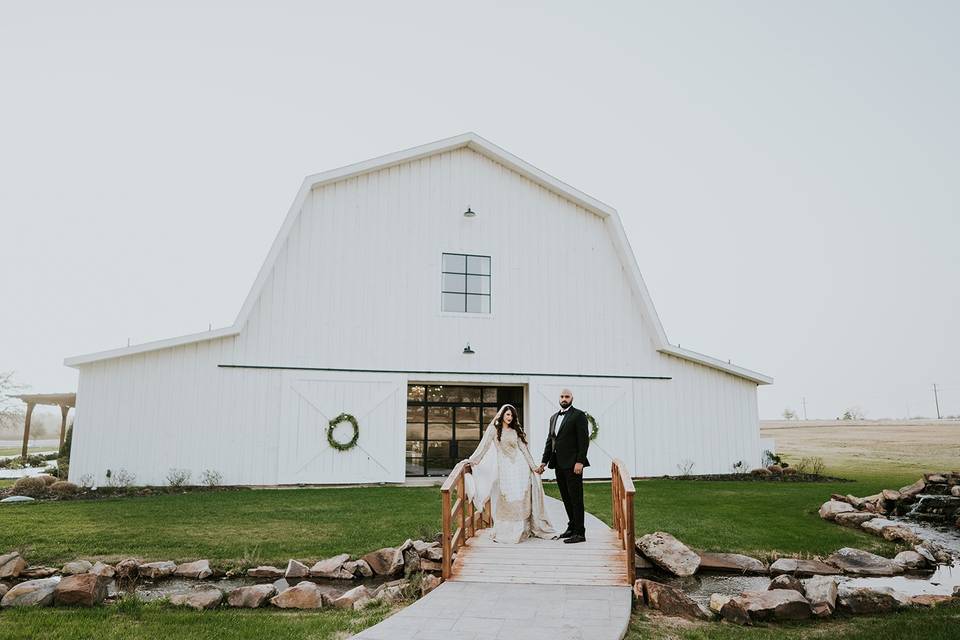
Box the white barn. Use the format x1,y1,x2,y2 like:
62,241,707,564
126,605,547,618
65,133,771,486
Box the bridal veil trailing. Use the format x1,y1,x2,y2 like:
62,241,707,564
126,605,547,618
465,404,556,543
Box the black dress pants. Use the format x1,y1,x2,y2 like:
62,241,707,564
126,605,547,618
555,466,585,536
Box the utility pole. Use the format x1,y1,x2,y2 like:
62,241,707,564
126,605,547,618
801,397,808,421
933,384,941,420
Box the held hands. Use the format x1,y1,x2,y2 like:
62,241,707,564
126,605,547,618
534,464,545,475
573,463,584,475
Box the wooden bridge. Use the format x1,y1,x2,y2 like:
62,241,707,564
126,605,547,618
440,459,636,586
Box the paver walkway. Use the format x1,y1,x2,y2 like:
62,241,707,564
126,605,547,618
351,497,633,640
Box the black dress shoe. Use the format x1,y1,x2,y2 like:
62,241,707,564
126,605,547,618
563,534,586,544
556,530,575,539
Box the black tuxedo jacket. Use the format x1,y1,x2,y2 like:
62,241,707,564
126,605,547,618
541,406,590,470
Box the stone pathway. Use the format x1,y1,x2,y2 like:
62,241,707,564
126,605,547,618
351,497,633,640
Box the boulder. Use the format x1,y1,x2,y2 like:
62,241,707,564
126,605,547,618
61,560,93,576
423,546,443,562
925,473,947,484
272,578,289,593
361,547,404,576
899,479,926,499
880,525,921,545
818,500,855,520
420,573,441,596
838,585,909,614
271,581,324,609
402,548,421,574
0,585,7,600
138,561,177,579
861,518,898,535
729,590,812,622
371,584,404,604
284,560,310,579
0,578,59,608
825,548,904,576
802,575,838,617
20,566,58,579
844,494,866,509
696,552,766,574
89,561,115,578
343,559,373,578
951,486,960,498
769,558,840,577
413,540,439,555
834,512,876,528
634,579,712,620
310,554,352,579
169,589,223,610
0,496,38,503
331,585,371,609
708,593,732,615
0,552,28,578
893,550,928,570
174,560,212,580
719,598,752,625
768,574,803,593
54,574,107,606
910,594,953,607
114,558,140,579
248,566,285,579
881,489,901,502
420,559,442,572
227,584,276,608
636,532,700,577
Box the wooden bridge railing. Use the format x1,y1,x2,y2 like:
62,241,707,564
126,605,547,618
611,458,637,584
440,460,492,580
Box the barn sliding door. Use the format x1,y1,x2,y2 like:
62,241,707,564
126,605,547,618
277,372,406,484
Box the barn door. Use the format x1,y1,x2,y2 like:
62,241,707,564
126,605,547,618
277,372,406,484
528,378,636,479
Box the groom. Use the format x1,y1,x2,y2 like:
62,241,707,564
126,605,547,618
536,389,590,544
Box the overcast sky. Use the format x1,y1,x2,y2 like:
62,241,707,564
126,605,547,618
2,1,957,420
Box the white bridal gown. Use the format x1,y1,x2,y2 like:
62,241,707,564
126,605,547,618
467,424,556,543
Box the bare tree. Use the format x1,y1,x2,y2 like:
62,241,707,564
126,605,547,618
0,371,28,431
840,406,866,420
782,408,797,420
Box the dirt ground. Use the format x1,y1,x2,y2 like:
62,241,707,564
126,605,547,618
760,419,960,477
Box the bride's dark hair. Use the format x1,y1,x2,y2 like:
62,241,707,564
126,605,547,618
494,404,526,444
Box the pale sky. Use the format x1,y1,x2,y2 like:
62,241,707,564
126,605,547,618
1,1,957,420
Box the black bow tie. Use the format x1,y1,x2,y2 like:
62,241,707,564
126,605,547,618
559,409,569,414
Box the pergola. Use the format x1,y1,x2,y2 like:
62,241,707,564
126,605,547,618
13,393,76,459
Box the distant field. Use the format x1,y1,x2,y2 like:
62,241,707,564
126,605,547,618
761,419,960,480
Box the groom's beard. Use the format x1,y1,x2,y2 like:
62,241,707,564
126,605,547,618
559,401,571,409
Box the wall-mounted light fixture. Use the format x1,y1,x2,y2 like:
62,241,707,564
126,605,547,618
463,342,475,354
463,206,476,218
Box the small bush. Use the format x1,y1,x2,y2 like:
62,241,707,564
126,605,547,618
36,474,58,486
200,469,222,488
751,468,772,477
12,476,48,497
676,459,695,477
78,473,94,489
106,468,136,488
782,467,798,476
166,468,192,488
808,457,825,476
766,464,783,475
50,481,80,496
731,460,746,474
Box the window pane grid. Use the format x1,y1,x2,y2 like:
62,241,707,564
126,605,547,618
441,253,491,314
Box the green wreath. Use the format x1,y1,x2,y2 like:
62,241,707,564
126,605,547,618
585,412,599,441
327,413,360,452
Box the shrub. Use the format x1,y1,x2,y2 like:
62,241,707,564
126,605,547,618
751,468,772,477
105,468,136,488
12,476,48,497
166,468,192,488
731,460,746,475
200,469,222,487
676,459,695,477
766,465,783,475
808,457,826,476
78,473,94,489
36,474,58,486
50,481,79,496
782,467,798,476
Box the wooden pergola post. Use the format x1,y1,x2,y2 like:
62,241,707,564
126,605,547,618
59,404,70,449
21,402,35,460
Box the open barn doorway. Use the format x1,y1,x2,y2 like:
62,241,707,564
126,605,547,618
405,384,525,477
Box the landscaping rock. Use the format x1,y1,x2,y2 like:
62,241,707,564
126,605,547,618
881,489,901,501
696,552,766,574
861,517,898,535
880,525,921,545
893,550,928,570
729,590,812,622
20,567,58,579
248,566,285,579
423,546,443,562
272,578,289,593
343,559,373,578
420,559,442,572
89,561,115,578
61,560,93,576
911,594,953,607
284,560,310,579
768,574,803,593
227,584,276,608
169,589,222,610
719,598,751,625
802,575,838,617
951,486,960,497
413,540,439,555
54,574,107,606
174,560,212,580
825,548,904,576
0,578,59,608
0,552,28,578
362,547,404,576
371,584,404,604
332,585,371,609
402,548,421,574
634,579,712,620
637,532,700,577
420,573,441,597
114,558,140,578
925,473,947,484
769,558,840,577
834,512,876,528
0,496,37,504
138,561,176,579
310,554,352,578
818,500,855,520
708,593,732,615
271,581,324,609
838,585,909,613
899,479,926,499
0,585,7,600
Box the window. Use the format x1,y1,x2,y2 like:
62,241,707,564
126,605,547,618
441,253,491,313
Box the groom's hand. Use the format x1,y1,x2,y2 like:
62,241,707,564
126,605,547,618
534,464,545,474
573,463,584,475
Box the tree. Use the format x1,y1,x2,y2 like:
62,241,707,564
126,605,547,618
840,406,866,420
0,371,28,431
782,408,797,420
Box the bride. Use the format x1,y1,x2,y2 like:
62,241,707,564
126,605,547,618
463,404,556,543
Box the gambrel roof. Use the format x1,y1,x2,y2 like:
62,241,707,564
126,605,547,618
64,133,771,385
